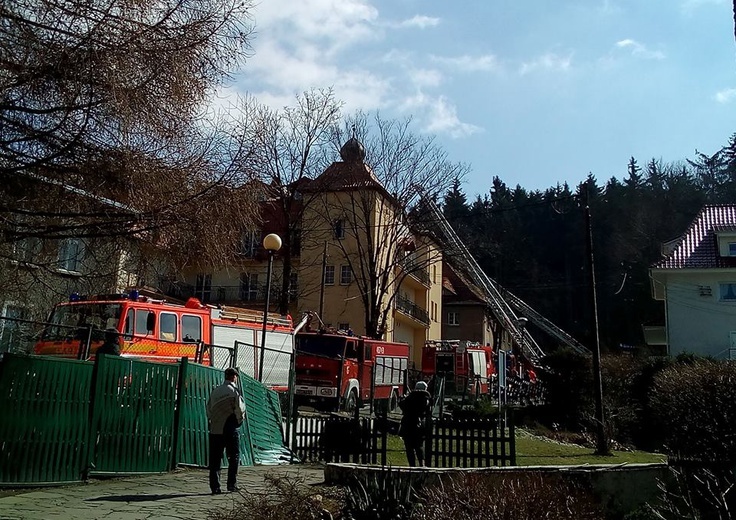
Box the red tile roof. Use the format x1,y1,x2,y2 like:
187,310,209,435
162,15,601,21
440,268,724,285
654,204,736,269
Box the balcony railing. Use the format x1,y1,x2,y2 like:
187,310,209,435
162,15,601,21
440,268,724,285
158,280,284,305
395,293,430,326
399,259,431,286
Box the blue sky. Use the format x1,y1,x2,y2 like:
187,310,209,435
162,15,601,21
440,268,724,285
225,0,735,199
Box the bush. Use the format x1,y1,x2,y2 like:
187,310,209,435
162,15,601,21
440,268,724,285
600,355,673,450
537,348,593,431
650,359,736,463
342,467,417,520
209,473,342,520
414,473,603,520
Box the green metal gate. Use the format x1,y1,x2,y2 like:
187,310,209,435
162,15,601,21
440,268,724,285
0,353,289,486
0,355,93,485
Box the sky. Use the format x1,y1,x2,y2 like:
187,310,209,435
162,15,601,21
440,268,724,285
223,0,736,199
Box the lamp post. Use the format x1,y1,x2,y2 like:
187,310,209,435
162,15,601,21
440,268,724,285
259,233,282,383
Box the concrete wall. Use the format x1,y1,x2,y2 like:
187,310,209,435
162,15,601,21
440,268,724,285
324,462,670,519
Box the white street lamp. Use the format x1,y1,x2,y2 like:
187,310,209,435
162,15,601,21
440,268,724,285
259,233,282,382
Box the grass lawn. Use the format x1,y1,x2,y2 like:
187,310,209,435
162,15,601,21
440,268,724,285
384,429,666,467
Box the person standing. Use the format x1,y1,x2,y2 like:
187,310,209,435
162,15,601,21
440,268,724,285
398,380,432,467
206,367,245,494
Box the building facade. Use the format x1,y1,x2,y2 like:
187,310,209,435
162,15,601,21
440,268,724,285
650,204,736,359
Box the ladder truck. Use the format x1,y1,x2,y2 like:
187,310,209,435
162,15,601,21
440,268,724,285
414,194,590,361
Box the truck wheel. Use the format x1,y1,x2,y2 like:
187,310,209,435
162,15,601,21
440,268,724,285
344,389,358,413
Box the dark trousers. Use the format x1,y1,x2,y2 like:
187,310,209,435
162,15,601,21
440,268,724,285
208,431,240,492
403,436,425,467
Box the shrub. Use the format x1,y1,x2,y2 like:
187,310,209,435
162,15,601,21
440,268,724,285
537,348,593,431
341,467,417,520
414,473,603,520
209,473,342,520
650,359,736,463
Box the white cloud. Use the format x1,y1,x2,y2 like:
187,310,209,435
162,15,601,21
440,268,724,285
395,15,440,29
431,54,500,72
615,39,666,60
400,93,481,139
519,52,573,75
714,88,736,104
252,0,380,51
408,69,444,88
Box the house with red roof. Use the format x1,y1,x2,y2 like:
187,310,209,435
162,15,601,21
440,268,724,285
649,205,736,359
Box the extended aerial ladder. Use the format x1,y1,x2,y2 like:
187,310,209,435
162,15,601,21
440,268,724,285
414,195,590,361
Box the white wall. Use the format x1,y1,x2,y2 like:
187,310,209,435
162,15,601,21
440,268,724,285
663,271,736,359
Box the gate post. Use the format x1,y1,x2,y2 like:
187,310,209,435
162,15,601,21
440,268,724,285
171,357,188,468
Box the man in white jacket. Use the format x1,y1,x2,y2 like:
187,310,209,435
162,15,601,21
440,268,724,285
206,367,245,494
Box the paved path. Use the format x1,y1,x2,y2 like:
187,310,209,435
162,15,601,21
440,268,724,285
0,464,325,520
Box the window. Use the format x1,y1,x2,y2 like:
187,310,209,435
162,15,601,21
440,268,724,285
340,265,352,285
448,312,459,326
239,273,259,301
334,219,345,239
195,273,212,302
289,272,298,298
290,228,301,256
240,230,260,257
14,237,41,264
324,265,335,285
135,309,151,335
182,315,202,342
58,238,84,272
124,309,135,339
159,312,177,341
720,283,736,301
0,304,29,354
730,243,736,257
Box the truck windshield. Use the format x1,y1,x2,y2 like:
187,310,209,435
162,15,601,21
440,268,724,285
42,303,123,342
295,335,347,358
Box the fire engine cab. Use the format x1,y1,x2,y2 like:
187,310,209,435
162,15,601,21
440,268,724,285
293,331,410,413
33,290,294,389
421,340,495,396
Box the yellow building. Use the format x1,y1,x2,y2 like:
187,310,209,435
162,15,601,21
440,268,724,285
297,137,442,368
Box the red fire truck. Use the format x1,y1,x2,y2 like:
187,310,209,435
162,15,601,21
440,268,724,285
421,340,495,396
33,290,294,389
293,331,410,413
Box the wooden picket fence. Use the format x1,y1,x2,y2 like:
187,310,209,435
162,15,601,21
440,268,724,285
427,412,516,467
288,412,389,465
288,410,515,468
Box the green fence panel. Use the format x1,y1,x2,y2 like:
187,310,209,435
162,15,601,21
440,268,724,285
176,360,255,468
0,354,93,485
240,372,291,464
89,355,179,475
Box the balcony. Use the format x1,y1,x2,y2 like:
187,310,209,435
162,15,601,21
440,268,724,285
398,258,431,287
158,280,284,305
395,293,430,326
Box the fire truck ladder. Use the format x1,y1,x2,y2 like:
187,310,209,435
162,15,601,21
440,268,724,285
416,194,588,361
416,196,544,362
502,291,590,356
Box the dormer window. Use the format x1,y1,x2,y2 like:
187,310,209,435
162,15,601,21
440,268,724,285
716,231,736,257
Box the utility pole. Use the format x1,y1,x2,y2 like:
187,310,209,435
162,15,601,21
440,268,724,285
582,182,608,455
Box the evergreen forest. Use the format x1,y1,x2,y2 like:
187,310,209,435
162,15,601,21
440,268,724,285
442,133,736,353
